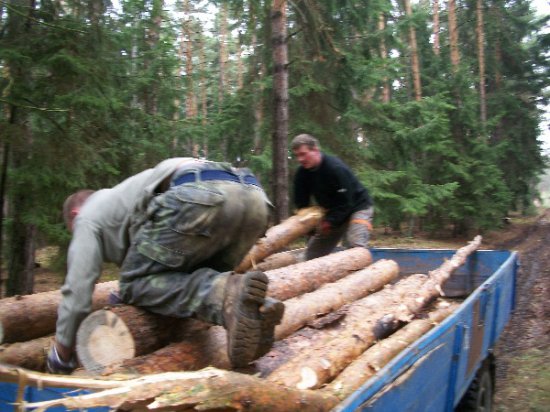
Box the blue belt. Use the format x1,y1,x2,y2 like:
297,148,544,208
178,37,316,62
172,170,260,187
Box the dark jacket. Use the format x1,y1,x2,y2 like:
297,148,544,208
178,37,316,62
293,154,373,226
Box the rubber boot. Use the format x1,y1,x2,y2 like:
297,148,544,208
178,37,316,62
222,271,268,367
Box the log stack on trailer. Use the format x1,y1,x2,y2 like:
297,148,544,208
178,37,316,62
0,210,483,411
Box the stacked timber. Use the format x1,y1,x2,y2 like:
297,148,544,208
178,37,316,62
0,209,482,411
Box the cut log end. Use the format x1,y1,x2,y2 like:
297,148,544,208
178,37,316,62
76,310,136,374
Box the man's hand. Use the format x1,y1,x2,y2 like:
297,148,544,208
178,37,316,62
319,220,332,236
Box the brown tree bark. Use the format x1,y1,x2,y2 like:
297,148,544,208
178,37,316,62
476,0,487,125
448,0,460,72
254,248,305,272
433,0,440,55
76,305,183,374
403,0,422,101
378,13,391,103
265,238,481,389
93,249,373,374
275,259,399,339
323,301,459,398
235,206,324,272
183,0,197,119
14,366,340,412
0,335,52,372
104,324,232,374
271,0,290,222
266,247,373,301
0,280,117,344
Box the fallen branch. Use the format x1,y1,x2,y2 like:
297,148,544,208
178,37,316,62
12,366,339,412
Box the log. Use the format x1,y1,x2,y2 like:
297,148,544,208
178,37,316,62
0,336,53,372
103,324,231,375
254,248,306,272
266,247,373,301
265,237,482,389
235,206,324,272
76,305,187,374
6,366,340,412
260,275,426,384
275,259,399,339
324,301,460,399
0,280,118,344
81,248,373,374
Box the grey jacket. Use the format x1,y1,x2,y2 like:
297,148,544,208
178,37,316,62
56,158,196,348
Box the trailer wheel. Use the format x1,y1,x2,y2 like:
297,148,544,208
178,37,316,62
456,356,495,412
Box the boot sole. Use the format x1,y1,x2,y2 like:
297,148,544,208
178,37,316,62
256,298,285,359
227,271,268,367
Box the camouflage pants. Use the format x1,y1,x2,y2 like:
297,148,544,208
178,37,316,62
306,207,374,260
119,179,270,325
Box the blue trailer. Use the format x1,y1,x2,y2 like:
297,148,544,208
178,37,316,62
0,247,518,412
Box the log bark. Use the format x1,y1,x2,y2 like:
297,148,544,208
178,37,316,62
235,206,324,272
76,305,187,374
266,247,373,301
0,280,118,344
254,248,305,272
104,324,231,375
12,366,340,412
85,249,372,374
106,259,396,375
265,238,481,389
324,301,460,399
275,259,399,339
0,335,52,372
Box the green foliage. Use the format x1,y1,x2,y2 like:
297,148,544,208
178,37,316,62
0,0,547,293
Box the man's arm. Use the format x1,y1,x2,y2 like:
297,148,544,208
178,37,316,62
55,219,104,350
293,169,312,209
324,165,358,226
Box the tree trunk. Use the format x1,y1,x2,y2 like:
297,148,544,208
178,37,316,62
433,0,440,55
378,13,391,103
235,206,324,272
183,0,197,119
266,247,373,301
403,0,422,101
275,259,399,339
323,301,459,399
476,0,487,125
16,367,340,412
271,0,289,223
76,305,183,374
0,280,118,343
265,238,481,389
0,335,52,371
448,0,460,72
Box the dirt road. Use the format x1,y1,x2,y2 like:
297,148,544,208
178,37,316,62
483,209,550,410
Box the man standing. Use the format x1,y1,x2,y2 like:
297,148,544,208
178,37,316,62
47,158,283,374
291,134,374,260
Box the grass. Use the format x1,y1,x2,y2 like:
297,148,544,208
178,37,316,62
495,347,550,412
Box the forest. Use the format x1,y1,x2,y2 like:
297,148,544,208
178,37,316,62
0,0,548,296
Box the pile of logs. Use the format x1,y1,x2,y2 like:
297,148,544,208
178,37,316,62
0,206,483,411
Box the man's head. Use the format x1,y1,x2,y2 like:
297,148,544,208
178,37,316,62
291,134,322,169
62,190,95,232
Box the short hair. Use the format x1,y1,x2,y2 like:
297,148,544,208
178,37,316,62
62,189,95,228
291,134,320,151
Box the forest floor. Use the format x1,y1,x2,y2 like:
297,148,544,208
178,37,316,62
25,208,550,410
